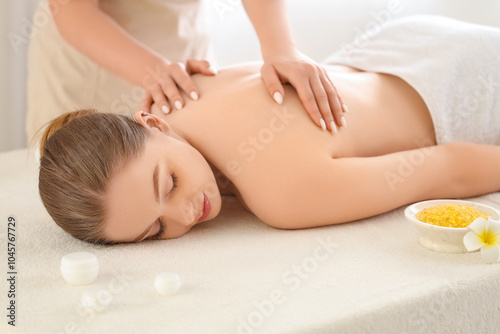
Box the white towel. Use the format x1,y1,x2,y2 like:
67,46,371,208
325,15,500,145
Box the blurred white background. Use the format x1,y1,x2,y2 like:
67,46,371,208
1,0,499,152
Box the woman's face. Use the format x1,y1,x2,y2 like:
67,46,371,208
103,113,221,242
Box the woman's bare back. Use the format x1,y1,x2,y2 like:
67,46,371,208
158,63,434,157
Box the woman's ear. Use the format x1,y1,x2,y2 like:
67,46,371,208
133,111,171,135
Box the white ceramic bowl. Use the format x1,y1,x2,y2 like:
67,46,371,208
405,199,500,253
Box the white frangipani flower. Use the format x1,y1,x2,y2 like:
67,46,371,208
463,217,500,263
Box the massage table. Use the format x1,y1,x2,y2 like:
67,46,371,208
1,148,499,333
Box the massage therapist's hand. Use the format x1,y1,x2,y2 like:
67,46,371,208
140,58,217,114
262,50,347,133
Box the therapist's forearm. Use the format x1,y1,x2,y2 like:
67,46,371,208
49,0,164,87
241,0,297,59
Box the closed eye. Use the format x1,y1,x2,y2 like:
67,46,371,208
170,173,178,194
149,174,177,240
150,219,166,240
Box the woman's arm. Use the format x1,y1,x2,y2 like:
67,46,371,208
263,142,500,229
49,0,215,113
241,0,347,132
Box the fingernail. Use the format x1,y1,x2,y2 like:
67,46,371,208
273,91,283,104
208,66,218,75
341,116,347,128
161,105,170,114
330,121,337,134
174,100,182,110
342,104,349,113
190,91,199,101
320,118,327,131
140,110,148,116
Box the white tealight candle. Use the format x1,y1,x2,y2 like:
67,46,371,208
154,272,181,296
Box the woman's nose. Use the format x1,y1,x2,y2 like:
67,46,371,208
162,199,197,227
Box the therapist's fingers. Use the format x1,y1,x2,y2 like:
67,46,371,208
142,58,215,114
293,78,324,129
308,74,335,132
318,69,344,131
139,91,154,114
260,63,285,105
140,88,170,115
169,62,201,105
151,82,173,115
322,67,347,124
157,66,189,111
186,59,218,76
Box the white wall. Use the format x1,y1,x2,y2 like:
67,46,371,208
1,0,499,152
206,0,500,67
0,0,38,152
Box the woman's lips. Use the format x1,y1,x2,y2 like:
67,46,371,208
197,193,211,222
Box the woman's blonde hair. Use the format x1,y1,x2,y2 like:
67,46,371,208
38,110,148,244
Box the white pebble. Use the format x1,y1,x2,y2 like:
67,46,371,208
81,287,112,313
154,273,181,296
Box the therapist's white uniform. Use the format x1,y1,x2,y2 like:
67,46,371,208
26,0,210,141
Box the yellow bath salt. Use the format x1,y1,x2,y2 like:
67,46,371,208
416,203,489,228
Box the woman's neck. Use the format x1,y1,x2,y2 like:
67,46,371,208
169,128,188,144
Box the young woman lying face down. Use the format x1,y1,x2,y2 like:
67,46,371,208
38,17,500,245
